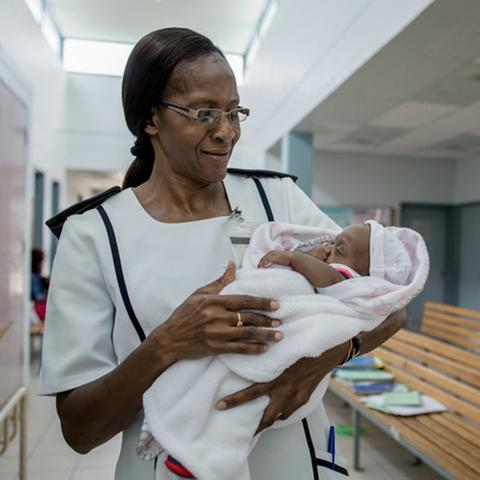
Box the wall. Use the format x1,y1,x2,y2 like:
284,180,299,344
453,157,480,204
0,0,67,272
311,150,456,213
59,73,134,172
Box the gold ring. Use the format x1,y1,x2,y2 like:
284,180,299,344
236,312,243,327
276,412,283,419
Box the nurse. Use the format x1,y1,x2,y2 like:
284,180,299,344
40,28,405,479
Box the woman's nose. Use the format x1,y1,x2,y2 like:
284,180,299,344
211,116,238,144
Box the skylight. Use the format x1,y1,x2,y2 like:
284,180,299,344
63,38,244,84
63,39,134,77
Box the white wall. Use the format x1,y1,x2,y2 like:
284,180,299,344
453,157,480,204
59,73,134,172
312,151,456,213
0,0,67,271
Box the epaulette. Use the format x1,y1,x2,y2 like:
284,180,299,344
46,186,121,238
227,167,297,182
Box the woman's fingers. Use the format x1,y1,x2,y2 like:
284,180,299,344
233,312,281,328
255,396,285,434
228,326,283,343
193,261,236,295
216,382,267,411
218,294,279,312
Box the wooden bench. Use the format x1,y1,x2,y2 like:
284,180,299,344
329,328,480,480
421,301,480,352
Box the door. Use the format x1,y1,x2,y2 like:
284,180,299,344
401,204,449,331
0,80,28,411
458,203,480,310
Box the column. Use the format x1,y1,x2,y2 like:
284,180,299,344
281,131,313,196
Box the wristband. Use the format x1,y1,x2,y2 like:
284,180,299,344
351,335,362,358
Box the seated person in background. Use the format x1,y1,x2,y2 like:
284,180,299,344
31,248,49,322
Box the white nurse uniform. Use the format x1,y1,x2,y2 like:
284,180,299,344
39,171,349,479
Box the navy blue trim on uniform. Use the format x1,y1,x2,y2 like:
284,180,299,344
316,458,349,477
97,205,146,343
227,167,298,182
252,177,274,222
302,419,320,480
302,419,349,478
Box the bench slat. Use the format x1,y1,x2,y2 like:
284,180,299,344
413,416,480,471
425,301,480,320
391,330,480,369
376,347,480,406
423,318,480,339
384,337,480,387
424,310,480,330
392,415,480,476
437,413,480,442
422,326,480,351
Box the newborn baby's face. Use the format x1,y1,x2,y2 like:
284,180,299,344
306,224,371,276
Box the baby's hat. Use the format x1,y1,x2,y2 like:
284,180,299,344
366,220,426,286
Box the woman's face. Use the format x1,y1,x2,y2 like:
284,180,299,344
148,53,241,184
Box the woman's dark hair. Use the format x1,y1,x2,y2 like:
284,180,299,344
122,28,225,189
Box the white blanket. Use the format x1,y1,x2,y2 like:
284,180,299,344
141,222,429,480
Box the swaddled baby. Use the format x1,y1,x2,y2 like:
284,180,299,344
258,222,371,285
140,220,429,480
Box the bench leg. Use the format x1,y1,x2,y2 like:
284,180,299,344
352,408,362,470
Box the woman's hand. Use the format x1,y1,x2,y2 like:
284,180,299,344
215,309,406,434
149,262,283,364
217,342,349,434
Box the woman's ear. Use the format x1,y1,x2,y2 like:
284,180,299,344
144,108,159,135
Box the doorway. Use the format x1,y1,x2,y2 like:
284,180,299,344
400,204,451,331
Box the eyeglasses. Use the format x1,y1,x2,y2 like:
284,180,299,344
159,100,250,125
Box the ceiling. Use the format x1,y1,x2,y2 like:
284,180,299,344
48,0,267,54
295,0,480,161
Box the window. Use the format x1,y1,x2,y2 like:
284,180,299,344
63,39,133,76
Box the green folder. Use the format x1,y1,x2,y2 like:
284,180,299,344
335,369,394,382
382,391,422,406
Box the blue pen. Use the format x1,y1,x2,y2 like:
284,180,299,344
328,425,336,469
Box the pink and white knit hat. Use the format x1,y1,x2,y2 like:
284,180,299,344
366,220,427,286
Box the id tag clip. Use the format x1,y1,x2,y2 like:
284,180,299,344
223,207,261,268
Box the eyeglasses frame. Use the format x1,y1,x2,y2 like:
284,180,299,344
158,100,250,124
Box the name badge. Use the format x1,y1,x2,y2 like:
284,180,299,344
223,207,262,268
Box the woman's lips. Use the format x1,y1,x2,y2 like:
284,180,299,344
200,150,230,160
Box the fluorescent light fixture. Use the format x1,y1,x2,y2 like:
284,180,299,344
63,39,134,76
225,53,244,86
41,12,62,57
24,0,43,23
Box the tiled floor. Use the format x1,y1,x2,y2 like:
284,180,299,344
1,364,442,479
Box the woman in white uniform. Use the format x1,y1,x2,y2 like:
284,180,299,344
39,28,405,479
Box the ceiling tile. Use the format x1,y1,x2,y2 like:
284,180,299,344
338,125,410,147
426,133,480,152
370,101,457,128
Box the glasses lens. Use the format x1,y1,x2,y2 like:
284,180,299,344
197,109,221,124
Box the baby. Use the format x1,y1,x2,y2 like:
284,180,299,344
257,223,371,286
